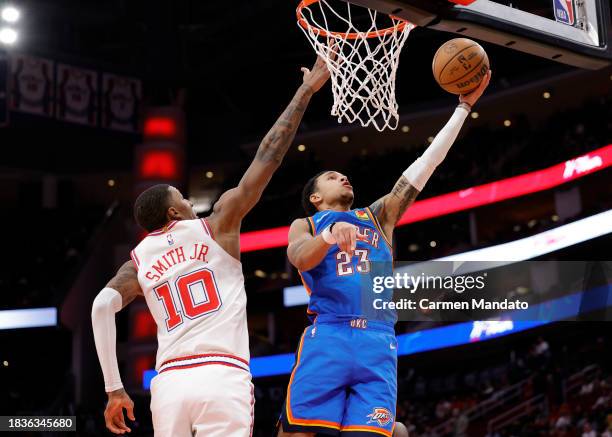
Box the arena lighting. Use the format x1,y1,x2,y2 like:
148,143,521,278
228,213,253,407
0,307,57,330
143,285,612,384
0,27,17,45
143,116,177,138
283,208,612,307
1,6,20,23
240,144,612,252
139,150,179,179
435,208,612,263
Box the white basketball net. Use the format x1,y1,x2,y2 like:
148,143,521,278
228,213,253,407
298,0,414,131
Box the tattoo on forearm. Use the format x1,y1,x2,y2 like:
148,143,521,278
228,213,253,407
255,86,312,164
391,178,409,198
371,176,420,228
390,176,420,220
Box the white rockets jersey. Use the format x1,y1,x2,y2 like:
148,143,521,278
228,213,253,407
130,218,250,372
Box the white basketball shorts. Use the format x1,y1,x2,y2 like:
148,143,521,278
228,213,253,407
150,358,254,437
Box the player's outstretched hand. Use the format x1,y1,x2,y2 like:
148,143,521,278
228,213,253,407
301,55,331,93
459,70,491,108
104,388,136,434
332,221,357,255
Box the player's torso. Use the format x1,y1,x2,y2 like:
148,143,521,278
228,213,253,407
131,219,249,370
300,208,395,323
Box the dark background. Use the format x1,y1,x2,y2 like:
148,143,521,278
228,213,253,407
0,0,611,436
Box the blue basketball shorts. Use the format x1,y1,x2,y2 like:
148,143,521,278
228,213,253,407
279,317,398,436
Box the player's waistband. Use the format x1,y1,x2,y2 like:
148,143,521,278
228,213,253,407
158,353,250,374
314,314,395,333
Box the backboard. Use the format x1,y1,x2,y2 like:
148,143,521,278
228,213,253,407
347,0,612,69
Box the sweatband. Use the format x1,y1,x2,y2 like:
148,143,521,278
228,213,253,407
321,224,337,244
403,105,469,191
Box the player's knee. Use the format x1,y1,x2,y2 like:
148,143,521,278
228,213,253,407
393,421,409,437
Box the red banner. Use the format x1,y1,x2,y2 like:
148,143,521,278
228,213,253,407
240,144,612,253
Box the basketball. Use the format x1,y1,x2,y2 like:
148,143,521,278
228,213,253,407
432,38,490,95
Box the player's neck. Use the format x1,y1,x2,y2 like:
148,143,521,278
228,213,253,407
318,201,351,213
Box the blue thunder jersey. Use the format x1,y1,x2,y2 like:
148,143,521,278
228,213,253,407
300,207,396,324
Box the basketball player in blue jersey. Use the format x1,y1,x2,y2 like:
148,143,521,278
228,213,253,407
278,71,491,437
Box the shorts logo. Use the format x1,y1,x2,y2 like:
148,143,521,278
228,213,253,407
355,210,369,221
366,407,393,427
350,318,367,329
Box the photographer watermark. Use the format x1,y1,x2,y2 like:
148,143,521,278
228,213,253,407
358,260,612,322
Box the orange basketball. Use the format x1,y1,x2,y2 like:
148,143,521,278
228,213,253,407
432,38,490,95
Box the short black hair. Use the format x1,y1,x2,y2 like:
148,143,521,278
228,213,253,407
134,184,172,232
301,171,329,216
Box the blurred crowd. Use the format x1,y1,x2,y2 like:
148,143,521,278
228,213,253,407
0,206,109,309
394,331,611,437
244,94,612,230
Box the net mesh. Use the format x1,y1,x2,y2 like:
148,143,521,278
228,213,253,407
298,0,414,131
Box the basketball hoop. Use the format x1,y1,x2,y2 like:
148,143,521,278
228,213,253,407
297,0,414,131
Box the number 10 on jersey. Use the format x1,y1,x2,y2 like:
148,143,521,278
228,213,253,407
153,268,223,331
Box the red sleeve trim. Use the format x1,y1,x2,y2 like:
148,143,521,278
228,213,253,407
202,219,215,240
130,250,140,270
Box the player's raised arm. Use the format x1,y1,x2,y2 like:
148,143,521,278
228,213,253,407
369,71,491,238
210,57,331,232
91,260,142,434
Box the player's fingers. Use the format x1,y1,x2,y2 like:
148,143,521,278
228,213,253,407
340,232,351,254
301,67,309,77
113,413,130,433
105,417,124,434
344,228,355,254
479,71,490,90
336,232,348,253
350,227,357,253
126,404,136,421
112,418,128,433
480,70,491,89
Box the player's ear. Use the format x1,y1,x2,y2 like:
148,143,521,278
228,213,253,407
167,206,181,221
309,192,322,208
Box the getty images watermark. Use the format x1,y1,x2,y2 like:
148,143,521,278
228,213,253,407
372,272,528,311
360,260,612,322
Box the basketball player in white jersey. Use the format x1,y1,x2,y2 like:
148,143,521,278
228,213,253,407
91,56,331,436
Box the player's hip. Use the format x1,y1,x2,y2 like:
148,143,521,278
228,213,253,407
294,320,398,374
150,363,254,437
313,314,395,333
151,357,252,400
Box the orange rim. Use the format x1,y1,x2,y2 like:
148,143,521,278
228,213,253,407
297,0,410,40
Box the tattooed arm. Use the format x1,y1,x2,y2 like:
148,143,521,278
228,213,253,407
105,260,143,307
369,177,420,242
210,57,330,234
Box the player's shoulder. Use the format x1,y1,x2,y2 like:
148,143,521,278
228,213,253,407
289,217,311,230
